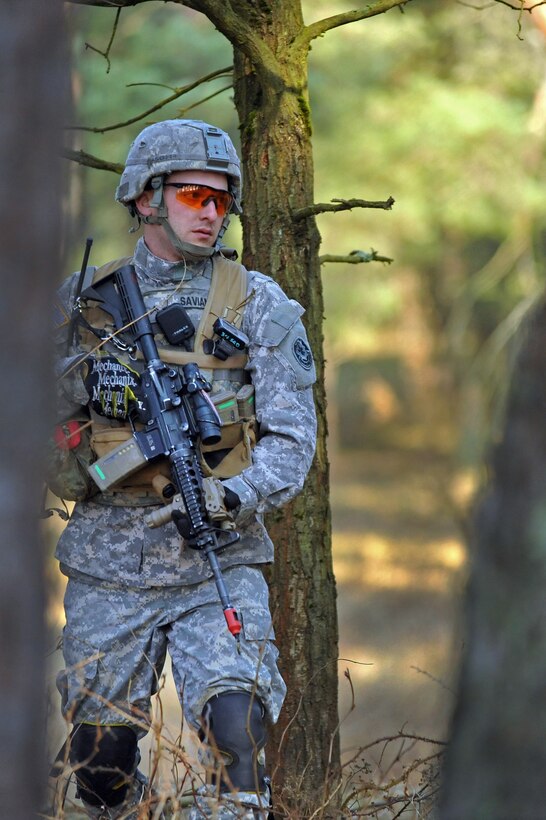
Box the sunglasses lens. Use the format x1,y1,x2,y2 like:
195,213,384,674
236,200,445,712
174,185,232,217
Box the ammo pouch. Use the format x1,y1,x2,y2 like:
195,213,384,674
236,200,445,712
89,423,171,506
201,417,258,479
45,414,98,503
88,416,257,502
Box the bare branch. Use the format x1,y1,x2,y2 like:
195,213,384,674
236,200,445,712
85,7,121,72
68,0,146,6
297,0,412,49
357,732,447,754
492,0,546,8
459,0,546,9
293,196,395,221
460,0,546,39
61,147,124,174
174,83,232,118
66,66,233,133
70,0,284,86
411,665,456,695
320,249,393,265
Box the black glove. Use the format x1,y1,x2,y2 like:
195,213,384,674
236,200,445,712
223,486,241,511
171,485,241,544
83,355,141,421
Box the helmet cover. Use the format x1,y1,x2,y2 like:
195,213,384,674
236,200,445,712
115,119,242,214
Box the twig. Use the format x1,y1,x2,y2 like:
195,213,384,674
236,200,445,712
411,664,456,695
84,7,121,72
66,66,233,134
314,669,357,819
293,196,394,221
175,83,232,118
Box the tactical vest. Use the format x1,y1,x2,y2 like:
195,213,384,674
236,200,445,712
77,254,257,504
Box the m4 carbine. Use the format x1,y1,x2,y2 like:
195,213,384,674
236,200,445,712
82,264,243,640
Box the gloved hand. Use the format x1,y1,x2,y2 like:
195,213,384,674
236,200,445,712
82,355,141,421
171,483,241,544
223,486,240,511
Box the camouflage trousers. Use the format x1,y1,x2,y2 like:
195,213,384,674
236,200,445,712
57,564,286,733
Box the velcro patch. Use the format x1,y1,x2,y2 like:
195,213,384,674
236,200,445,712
259,300,304,346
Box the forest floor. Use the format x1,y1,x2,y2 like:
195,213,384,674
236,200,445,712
44,435,470,818
329,442,469,815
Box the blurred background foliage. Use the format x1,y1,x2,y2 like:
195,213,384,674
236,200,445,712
63,0,546,466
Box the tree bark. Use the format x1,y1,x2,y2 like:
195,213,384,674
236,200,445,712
230,5,339,815
439,298,546,819
0,5,66,818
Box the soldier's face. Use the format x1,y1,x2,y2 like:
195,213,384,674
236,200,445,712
137,170,230,260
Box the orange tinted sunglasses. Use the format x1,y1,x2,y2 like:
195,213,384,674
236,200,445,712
163,183,234,217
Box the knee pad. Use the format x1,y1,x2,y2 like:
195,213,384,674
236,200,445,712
69,723,138,808
201,691,267,793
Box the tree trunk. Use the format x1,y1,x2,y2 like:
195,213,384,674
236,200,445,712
65,0,341,812
439,298,546,819
0,5,66,818
231,4,339,815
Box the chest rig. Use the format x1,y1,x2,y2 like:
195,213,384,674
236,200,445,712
75,254,257,503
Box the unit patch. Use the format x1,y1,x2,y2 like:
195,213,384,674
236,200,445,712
292,337,313,371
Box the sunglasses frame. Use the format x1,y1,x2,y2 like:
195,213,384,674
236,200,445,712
163,182,234,217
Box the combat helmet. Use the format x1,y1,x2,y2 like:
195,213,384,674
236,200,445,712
115,119,242,258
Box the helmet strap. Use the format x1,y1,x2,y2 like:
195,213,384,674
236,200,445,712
149,176,167,212
161,218,216,259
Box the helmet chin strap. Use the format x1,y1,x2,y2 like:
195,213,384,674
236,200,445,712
151,214,216,259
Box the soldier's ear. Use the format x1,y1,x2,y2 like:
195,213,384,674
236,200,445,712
134,190,154,217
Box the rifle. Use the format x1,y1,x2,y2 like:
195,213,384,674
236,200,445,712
82,264,243,640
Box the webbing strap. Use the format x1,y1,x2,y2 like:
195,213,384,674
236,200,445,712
193,254,249,350
137,348,248,369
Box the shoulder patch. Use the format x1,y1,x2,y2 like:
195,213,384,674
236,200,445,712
292,336,313,371
277,320,316,388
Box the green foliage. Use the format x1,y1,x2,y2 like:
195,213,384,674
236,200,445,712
308,2,546,361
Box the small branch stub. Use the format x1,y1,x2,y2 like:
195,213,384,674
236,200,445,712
293,196,395,221
320,248,393,266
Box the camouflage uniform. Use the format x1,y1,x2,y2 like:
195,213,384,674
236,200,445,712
55,238,317,597
60,565,282,733
53,240,316,815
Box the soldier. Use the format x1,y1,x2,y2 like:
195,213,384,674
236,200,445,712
50,119,317,819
